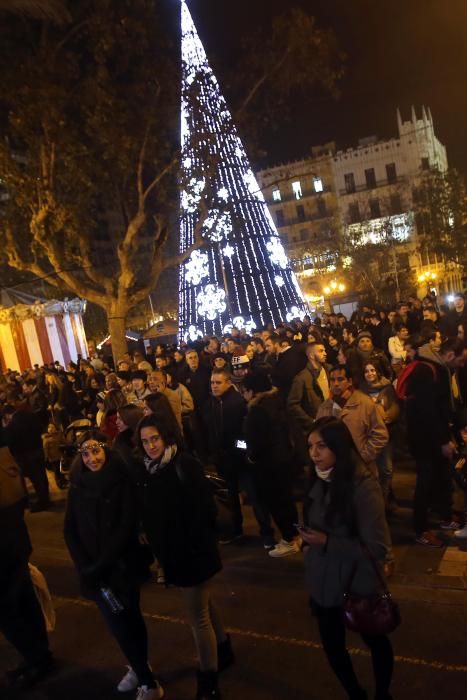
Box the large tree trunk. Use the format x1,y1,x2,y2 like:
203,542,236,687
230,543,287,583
107,312,128,366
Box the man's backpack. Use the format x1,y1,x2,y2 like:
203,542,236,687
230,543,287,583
396,361,437,401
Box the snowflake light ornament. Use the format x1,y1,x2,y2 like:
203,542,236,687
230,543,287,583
217,187,229,202
274,275,285,287
185,250,209,286
267,237,288,269
197,284,227,320
181,177,205,213
232,316,256,333
222,244,235,258
286,306,302,322
203,210,233,242
184,325,203,343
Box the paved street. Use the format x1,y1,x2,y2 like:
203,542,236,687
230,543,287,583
2,463,467,700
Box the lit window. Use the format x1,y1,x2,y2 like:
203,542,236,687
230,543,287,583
292,181,302,199
272,187,281,202
313,177,323,193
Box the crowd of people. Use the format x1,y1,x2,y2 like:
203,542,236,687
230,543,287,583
2,291,467,700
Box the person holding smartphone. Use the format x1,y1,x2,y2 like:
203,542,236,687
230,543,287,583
301,417,394,700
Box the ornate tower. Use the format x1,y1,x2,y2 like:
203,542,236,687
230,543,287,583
179,0,306,341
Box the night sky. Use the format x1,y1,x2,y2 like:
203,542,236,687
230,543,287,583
187,0,467,174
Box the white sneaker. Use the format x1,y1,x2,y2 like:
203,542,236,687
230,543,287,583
117,666,138,692
136,683,164,699
268,538,300,558
454,526,467,539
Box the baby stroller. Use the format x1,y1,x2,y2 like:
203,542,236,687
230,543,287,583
59,418,93,479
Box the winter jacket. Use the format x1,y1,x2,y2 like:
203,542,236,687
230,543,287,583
271,346,307,401
303,464,391,608
244,387,291,470
131,451,222,587
359,377,400,425
405,344,454,449
64,453,140,599
317,390,389,469
203,386,246,473
287,362,330,434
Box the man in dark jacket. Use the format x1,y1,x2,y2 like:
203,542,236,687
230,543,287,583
0,429,53,689
265,333,306,403
243,373,299,557
203,368,247,541
179,349,211,460
22,379,49,431
405,337,465,547
2,400,50,511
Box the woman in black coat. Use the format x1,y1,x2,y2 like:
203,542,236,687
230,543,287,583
133,414,230,700
64,430,163,700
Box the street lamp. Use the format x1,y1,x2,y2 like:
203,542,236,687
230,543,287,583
323,280,346,296
418,271,437,283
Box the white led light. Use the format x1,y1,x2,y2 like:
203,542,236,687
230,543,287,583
184,325,203,343
197,284,227,320
179,0,305,338
286,306,302,322
275,275,285,287
181,177,205,213
266,237,288,269
185,250,209,286
203,210,233,242
222,243,235,258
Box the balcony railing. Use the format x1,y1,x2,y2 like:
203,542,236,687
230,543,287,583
339,175,406,197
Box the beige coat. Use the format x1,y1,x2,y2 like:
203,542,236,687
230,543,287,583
316,389,389,470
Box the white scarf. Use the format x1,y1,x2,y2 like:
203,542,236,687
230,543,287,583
145,444,178,475
315,465,334,482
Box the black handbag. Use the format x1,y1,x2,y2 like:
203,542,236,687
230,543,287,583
343,547,401,636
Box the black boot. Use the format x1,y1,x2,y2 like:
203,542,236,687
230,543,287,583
196,670,221,699
217,634,235,671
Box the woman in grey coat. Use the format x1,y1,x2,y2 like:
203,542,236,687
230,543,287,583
299,417,394,700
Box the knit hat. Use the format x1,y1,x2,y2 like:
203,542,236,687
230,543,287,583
116,370,131,382
357,331,372,342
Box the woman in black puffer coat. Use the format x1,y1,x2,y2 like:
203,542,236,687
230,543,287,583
132,414,230,700
64,430,163,700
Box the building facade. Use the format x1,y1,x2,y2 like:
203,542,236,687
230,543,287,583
257,107,461,303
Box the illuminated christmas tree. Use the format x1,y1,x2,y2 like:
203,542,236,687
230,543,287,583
179,0,306,341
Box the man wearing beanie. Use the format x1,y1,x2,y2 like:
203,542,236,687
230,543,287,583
231,354,252,391
348,331,392,385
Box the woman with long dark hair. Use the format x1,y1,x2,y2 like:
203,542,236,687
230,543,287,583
300,417,394,700
64,429,163,699
133,414,230,700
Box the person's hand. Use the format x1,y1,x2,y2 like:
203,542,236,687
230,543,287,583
139,532,149,545
455,457,466,471
441,441,456,461
299,528,327,547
